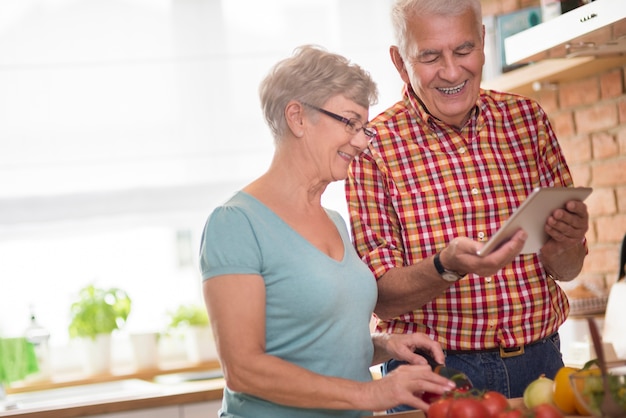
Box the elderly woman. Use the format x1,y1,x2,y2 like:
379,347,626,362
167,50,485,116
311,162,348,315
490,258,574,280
199,45,455,418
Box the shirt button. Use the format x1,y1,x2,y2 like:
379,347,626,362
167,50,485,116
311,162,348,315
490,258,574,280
459,147,466,154
471,188,479,195
488,320,497,328
485,277,492,283
478,232,485,240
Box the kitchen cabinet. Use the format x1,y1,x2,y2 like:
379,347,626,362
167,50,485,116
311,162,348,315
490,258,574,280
481,0,626,96
67,400,221,418
88,406,179,418
504,0,626,64
180,401,221,418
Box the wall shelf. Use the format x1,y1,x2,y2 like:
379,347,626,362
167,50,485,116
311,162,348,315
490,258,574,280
481,55,626,96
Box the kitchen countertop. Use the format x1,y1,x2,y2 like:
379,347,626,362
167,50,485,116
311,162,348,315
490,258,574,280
1,379,225,418
0,361,225,418
1,365,594,418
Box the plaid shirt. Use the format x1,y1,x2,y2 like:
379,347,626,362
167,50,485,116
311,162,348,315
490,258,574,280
346,85,573,351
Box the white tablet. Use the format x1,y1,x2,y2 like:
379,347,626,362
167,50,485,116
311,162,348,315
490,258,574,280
476,187,592,257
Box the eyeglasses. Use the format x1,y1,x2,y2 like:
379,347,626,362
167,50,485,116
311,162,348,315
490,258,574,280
303,103,376,140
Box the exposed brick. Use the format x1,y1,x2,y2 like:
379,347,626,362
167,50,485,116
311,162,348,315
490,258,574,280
616,186,626,213
596,214,626,242
551,111,575,138
560,134,591,164
600,68,624,100
618,98,626,124
481,0,501,15
587,217,597,244
592,132,619,159
583,245,620,276
617,126,626,154
500,0,520,14
536,90,558,114
570,164,591,187
591,159,626,187
586,187,617,217
574,103,619,134
519,0,540,8
560,78,599,108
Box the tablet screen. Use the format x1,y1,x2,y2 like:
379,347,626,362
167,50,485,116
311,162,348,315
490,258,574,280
476,187,592,257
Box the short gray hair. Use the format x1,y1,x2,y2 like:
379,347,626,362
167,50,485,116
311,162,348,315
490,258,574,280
391,0,483,60
259,45,378,141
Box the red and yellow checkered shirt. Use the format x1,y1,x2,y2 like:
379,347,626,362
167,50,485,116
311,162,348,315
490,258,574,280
346,85,573,351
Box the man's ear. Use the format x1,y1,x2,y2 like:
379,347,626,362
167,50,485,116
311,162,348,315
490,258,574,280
390,46,411,86
285,100,305,137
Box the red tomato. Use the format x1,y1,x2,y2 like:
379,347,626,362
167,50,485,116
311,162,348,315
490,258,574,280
447,397,489,418
481,391,509,418
421,391,441,404
496,409,523,418
532,403,565,418
426,397,453,418
422,387,469,404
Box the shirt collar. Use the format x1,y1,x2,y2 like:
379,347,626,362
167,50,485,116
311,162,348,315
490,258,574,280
402,84,481,131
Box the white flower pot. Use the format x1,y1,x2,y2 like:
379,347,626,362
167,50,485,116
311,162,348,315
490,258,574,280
183,326,217,363
130,332,159,370
80,333,112,375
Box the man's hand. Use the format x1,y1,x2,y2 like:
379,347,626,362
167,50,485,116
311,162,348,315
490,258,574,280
539,200,589,281
442,229,528,278
543,200,589,254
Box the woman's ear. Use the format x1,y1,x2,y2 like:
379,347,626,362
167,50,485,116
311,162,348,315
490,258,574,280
390,46,411,86
285,100,305,137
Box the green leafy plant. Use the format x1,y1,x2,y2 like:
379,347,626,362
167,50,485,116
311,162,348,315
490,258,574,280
68,284,132,340
166,304,209,329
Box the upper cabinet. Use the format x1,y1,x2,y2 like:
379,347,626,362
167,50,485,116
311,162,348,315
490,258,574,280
482,0,626,95
504,0,626,64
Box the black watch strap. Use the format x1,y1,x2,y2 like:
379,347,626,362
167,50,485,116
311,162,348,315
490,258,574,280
433,252,464,282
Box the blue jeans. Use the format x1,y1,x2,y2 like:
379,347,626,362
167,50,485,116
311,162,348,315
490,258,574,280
382,333,563,413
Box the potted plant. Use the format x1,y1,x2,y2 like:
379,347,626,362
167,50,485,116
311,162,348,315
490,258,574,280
68,284,132,374
166,304,216,363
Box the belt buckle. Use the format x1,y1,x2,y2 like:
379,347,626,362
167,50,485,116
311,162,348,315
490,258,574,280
499,345,525,358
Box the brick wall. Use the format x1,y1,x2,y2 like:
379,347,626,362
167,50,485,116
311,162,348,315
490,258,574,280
481,0,626,293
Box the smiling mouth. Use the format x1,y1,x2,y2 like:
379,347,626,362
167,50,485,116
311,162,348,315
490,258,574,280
437,81,467,95
338,151,354,161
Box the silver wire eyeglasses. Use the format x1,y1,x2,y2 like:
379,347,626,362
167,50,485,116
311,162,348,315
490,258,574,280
303,103,377,139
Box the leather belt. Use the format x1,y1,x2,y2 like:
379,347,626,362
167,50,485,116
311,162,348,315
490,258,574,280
444,333,557,359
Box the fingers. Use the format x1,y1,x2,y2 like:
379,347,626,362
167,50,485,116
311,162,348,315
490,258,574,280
546,201,589,240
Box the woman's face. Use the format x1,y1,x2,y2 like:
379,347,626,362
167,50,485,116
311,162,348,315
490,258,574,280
396,9,485,128
304,95,371,182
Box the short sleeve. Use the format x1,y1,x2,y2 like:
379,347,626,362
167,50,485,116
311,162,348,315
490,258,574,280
199,205,263,281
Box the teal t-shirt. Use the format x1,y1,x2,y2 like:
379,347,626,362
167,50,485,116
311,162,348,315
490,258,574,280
200,191,377,418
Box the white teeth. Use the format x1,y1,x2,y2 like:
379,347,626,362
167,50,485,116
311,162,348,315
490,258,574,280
438,81,466,95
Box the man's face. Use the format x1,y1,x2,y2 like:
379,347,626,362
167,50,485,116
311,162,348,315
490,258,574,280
395,9,485,128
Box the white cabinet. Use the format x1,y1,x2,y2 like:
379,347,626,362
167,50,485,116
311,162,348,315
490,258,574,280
88,405,179,418
181,401,222,418
84,400,222,418
504,0,626,64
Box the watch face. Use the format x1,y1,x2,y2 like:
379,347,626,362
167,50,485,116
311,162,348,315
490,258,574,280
442,271,461,282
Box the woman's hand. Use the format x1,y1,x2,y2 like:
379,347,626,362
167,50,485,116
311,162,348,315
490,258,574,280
371,332,446,366
362,363,456,412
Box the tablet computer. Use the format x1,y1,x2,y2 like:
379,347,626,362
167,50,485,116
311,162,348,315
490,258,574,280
476,187,592,257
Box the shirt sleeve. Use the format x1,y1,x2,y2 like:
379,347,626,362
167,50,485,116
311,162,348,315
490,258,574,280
199,205,263,281
346,142,407,280
534,103,574,188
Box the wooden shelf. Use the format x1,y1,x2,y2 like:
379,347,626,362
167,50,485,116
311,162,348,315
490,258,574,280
481,55,626,96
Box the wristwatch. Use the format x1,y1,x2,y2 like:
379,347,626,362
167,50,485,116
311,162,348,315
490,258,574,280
433,252,465,283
